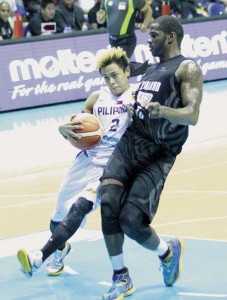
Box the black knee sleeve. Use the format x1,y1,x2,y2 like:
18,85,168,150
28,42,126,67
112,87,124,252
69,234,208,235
62,197,93,234
119,203,154,244
101,184,126,235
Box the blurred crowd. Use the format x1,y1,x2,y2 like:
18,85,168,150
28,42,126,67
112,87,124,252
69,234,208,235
0,0,227,41
149,0,227,19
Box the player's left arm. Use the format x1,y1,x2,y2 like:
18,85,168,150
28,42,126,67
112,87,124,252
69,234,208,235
147,60,203,126
129,60,150,77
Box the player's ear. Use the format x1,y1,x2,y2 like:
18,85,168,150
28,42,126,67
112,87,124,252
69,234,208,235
125,66,130,77
168,32,175,44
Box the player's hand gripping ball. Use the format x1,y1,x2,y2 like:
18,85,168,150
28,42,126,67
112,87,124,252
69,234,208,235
69,113,103,150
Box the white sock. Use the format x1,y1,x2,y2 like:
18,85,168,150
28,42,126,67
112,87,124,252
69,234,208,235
110,253,125,271
153,237,169,257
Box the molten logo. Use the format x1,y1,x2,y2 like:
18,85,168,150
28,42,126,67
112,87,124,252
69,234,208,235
9,48,109,82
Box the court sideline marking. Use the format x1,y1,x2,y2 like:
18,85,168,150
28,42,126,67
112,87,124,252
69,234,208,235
154,216,227,228
178,292,227,298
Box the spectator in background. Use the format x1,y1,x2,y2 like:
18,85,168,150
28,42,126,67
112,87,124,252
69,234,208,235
56,0,87,31
15,0,27,18
144,0,182,19
148,0,162,18
23,0,41,20
0,1,13,40
75,0,94,14
178,0,205,19
222,0,227,10
0,0,16,16
88,0,106,29
27,0,64,36
97,0,153,59
207,0,225,16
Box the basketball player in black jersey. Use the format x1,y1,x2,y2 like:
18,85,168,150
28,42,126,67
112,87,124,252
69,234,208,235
101,16,203,300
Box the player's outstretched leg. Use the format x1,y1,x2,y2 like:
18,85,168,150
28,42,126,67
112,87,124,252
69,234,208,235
102,268,135,300
17,249,43,278
46,242,71,276
160,238,185,286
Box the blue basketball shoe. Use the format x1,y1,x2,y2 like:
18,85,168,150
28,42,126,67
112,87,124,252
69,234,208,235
160,238,185,286
102,268,135,300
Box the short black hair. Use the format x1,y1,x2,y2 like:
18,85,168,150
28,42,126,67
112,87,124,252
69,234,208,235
153,16,184,47
41,0,55,9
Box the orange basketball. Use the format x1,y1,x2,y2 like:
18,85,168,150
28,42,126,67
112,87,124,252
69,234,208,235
69,113,103,150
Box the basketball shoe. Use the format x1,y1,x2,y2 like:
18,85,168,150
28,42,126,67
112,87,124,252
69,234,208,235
46,242,71,276
160,238,185,286
17,248,43,278
102,268,135,300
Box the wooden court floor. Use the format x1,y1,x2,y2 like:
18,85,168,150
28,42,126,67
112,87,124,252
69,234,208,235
0,80,227,242
1,142,227,241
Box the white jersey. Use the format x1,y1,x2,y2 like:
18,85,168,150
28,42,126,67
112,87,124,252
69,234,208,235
52,83,137,222
87,84,136,165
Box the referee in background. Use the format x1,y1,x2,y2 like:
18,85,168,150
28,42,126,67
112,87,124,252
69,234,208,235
97,0,153,58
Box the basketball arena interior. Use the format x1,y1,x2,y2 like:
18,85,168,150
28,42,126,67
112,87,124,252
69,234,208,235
0,13,227,300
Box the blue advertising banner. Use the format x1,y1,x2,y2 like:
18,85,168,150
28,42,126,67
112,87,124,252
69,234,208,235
0,18,227,112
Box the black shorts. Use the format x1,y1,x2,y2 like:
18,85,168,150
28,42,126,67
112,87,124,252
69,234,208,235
102,131,177,221
109,32,136,59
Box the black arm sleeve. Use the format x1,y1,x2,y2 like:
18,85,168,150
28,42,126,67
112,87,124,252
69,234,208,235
129,60,150,77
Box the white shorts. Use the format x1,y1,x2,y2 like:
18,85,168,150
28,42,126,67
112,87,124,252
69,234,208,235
51,151,104,224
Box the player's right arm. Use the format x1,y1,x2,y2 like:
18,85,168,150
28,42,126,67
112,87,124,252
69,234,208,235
58,92,100,141
147,60,203,126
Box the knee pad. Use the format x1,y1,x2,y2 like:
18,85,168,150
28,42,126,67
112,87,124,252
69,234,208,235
50,220,60,234
101,184,126,235
62,197,93,234
119,203,152,244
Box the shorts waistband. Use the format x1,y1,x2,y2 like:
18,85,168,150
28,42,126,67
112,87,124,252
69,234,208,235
109,33,133,41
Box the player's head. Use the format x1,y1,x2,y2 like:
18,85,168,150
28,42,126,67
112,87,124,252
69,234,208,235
96,47,130,73
148,16,184,56
96,47,130,96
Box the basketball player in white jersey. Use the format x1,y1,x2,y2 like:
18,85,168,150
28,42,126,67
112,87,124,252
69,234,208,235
17,47,138,278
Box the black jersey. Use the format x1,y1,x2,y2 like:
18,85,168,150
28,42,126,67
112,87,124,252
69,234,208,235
130,55,189,155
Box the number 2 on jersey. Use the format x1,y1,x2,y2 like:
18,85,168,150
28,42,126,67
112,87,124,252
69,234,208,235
109,118,120,132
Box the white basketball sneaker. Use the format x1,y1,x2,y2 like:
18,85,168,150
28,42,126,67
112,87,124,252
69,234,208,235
46,243,71,276
17,249,43,278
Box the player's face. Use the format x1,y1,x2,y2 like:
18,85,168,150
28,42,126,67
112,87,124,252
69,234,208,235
101,63,130,96
148,23,168,57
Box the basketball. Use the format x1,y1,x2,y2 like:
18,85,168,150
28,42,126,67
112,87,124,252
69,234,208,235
69,113,103,150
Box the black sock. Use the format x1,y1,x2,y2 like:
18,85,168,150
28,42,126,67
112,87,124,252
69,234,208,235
50,220,65,250
159,248,170,260
114,267,128,275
